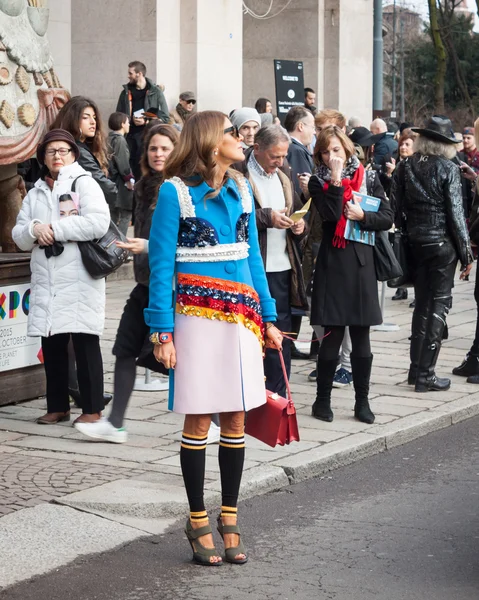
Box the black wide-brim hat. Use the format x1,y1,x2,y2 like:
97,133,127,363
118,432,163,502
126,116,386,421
349,126,375,147
411,115,461,144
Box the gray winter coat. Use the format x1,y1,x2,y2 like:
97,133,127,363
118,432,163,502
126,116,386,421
107,132,134,211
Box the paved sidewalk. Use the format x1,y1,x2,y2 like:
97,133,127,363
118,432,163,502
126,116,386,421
2,274,479,588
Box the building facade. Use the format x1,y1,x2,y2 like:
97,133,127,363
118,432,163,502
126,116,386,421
49,0,374,124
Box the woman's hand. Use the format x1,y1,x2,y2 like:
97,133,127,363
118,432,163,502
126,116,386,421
153,341,177,369
264,324,283,350
291,218,305,235
344,198,365,221
297,173,311,197
33,223,55,246
385,157,396,176
329,156,344,181
460,162,477,182
117,237,146,254
460,263,473,280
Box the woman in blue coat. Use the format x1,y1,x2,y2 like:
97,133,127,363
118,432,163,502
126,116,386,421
145,111,283,566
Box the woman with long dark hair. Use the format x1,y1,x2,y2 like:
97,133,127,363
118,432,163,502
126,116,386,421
145,111,282,566
308,126,393,424
75,124,179,442
51,96,117,207
51,96,118,408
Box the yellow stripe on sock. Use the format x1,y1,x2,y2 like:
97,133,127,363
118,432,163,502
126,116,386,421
219,432,245,438
182,432,209,440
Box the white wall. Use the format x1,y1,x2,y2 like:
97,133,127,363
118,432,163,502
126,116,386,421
47,0,72,91
337,0,373,123
156,0,181,110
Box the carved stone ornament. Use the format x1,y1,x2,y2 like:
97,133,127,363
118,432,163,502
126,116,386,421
15,65,30,92
0,1,53,73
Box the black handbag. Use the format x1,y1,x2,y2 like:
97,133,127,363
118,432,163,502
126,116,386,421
71,176,130,279
386,229,413,288
374,230,404,282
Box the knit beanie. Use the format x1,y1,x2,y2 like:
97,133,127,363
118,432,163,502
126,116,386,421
231,107,261,131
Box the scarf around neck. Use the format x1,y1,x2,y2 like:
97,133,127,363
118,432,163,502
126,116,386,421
316,155,365,248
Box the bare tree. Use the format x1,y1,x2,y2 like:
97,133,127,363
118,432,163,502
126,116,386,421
438,0,474,120
428,0,447,112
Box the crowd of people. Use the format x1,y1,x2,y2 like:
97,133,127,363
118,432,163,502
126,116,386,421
11,58,479,566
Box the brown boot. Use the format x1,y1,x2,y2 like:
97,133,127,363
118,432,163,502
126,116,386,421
37,411,71,424
73,412,102,425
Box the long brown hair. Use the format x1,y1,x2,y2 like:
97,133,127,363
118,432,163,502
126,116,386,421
51,96,108,171
163,110,239,195
140,123,180,177
313,125,355,166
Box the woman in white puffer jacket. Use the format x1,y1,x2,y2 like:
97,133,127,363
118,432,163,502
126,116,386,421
12,129,110,425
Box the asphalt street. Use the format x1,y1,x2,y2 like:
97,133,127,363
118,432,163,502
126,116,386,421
3,416,479,600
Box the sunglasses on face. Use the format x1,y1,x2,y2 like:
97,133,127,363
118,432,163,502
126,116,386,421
186,100,196,105
224,125,240,139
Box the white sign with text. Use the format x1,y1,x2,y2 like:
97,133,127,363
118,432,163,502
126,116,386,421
0,283,42,373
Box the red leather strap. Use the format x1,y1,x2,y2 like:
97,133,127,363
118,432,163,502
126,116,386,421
277,350,292,402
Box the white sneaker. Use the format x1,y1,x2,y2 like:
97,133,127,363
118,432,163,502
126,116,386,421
74,416,128,444
206,422,221,445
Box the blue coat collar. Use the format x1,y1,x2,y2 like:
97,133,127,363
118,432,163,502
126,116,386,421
187,177,239,204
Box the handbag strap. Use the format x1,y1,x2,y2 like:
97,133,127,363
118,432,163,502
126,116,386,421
277,349,292,402
71,174,89,193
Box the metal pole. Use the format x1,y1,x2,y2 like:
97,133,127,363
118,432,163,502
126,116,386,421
400,14,406,123
391,0,397,113
373,0,384,111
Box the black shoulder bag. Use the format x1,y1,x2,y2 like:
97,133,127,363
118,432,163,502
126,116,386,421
72,175,130,279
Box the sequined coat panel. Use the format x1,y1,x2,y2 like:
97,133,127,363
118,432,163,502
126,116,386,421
391,154,472,267
144,176,277,333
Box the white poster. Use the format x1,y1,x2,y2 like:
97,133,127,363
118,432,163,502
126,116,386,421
0,283,42,373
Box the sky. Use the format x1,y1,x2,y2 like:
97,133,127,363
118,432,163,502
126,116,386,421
399,0,477,22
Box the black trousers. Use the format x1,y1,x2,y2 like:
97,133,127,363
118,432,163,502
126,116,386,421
264,270,291,396
471,274,479,355
410,240,457,359
41,333,104,414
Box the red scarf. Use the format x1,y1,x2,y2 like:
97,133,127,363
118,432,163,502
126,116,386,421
322,163,365,248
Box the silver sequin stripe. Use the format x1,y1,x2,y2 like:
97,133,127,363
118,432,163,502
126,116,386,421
176,242,250,262
166,175,253,218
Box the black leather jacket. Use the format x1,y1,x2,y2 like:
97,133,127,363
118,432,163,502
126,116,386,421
391,153,472,267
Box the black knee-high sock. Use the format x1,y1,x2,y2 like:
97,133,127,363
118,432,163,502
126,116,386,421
180,432,208,523
109,356,137,429
219,431,245,512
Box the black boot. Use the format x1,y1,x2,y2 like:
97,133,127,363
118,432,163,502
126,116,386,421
392,288,408,301
452,352,479,377
408,335,424,385
312,358,337,422
350,355,375,424
415,344,451,392
408,310,427,385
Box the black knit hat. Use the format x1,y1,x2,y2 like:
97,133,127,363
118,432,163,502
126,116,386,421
37,129,80,165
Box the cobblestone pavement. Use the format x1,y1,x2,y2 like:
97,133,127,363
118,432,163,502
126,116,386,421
0,453,145,516
1,273,479,518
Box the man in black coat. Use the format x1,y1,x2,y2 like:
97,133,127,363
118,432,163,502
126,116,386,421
370,118,398,169
284,106,315,197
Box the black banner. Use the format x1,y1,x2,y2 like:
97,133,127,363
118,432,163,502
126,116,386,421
274,59,305,124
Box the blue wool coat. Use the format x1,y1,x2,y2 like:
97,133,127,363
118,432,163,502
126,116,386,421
144,176,277,332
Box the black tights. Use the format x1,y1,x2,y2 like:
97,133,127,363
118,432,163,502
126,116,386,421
318,326,371,360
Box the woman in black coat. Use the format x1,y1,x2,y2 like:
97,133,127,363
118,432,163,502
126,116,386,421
308,126,393,424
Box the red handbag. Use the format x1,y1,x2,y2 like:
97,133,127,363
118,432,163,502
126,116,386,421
245,350,300,448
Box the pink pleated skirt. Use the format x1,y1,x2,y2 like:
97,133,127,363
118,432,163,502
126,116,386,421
169,314,266,414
